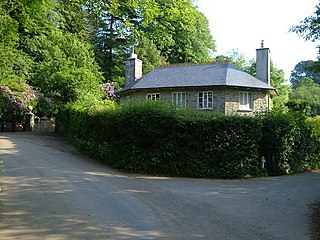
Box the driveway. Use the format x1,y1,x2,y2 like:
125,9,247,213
0,132,319,240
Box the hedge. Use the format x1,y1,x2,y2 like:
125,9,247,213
60,101,320,178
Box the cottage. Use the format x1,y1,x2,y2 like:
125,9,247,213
119,42,277,115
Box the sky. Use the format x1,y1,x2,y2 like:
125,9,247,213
195,0,319,80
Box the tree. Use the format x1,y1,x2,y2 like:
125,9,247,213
0,0,104,118
85,0,133,82
27,29,103,107
82,0,215,85
290,3,320,115
290,3,320,49
214,49,248,70
290,60,320,88
0,0,41,84
140,0,215,64
0,0,217,119
289,78,320,116
55,0,91,39
269,63,292,111
135,36,167,75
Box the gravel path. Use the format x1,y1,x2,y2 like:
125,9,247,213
0,132,320,240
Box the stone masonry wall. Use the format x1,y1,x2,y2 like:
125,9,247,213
225,89,270,115
120,87,270,115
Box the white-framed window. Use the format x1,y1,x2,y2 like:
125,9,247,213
172,92,186,107
198,91,213,109
146,93,160,100
239,92,253,110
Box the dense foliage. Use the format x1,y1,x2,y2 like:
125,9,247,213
60,101,320,178
290,61,320,88
289,78,320,116
0,81,37,122
290,3,320,49
0,0,216,123
260,110,320,175
0,0,104,120
83,0,216,83
289,3,320,115
1,1,320,179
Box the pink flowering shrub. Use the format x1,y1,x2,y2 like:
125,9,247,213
0,83,38,123
100,83,118,101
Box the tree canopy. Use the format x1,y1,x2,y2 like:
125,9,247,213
290,3,320,80
289,3,320,116
214,49,248,70
290,3,320,49
290,78,320,116
290,60,320,88
0,0,103,117
82,0,216,83
0,0,216,120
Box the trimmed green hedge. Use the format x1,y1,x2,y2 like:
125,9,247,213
60,101,320,178
260,112,320,175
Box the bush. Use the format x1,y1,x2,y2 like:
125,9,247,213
0,82,37,123
304,116,320,169
60,100,320,178
260,111,320,175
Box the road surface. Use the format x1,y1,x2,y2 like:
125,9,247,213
0,132,320,239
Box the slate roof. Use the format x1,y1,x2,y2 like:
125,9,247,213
120,63,276,93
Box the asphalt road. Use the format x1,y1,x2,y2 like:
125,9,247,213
0,132,320,240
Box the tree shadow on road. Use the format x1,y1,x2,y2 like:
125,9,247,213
310,201,320,240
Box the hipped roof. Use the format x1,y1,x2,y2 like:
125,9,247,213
119,63,276,94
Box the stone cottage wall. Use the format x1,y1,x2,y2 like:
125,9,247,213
225,89,270,115
120,87,270,115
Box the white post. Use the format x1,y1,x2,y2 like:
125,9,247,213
261,156,266,168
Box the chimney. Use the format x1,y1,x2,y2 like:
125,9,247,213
256,40,270,85
125,50,142,87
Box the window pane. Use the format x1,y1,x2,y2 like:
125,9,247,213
249,93,253,109
199,92,203,108
239,92,253,110
208,97,213,105
182,93,186,106
208,91,213,109
204,92,208,108
173,92,186,107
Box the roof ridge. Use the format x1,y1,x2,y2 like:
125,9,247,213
156,61,231,69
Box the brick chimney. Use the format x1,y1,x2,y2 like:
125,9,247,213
256,40,270,85
125,50,142,87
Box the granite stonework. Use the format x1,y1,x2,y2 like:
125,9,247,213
120,87,270,116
